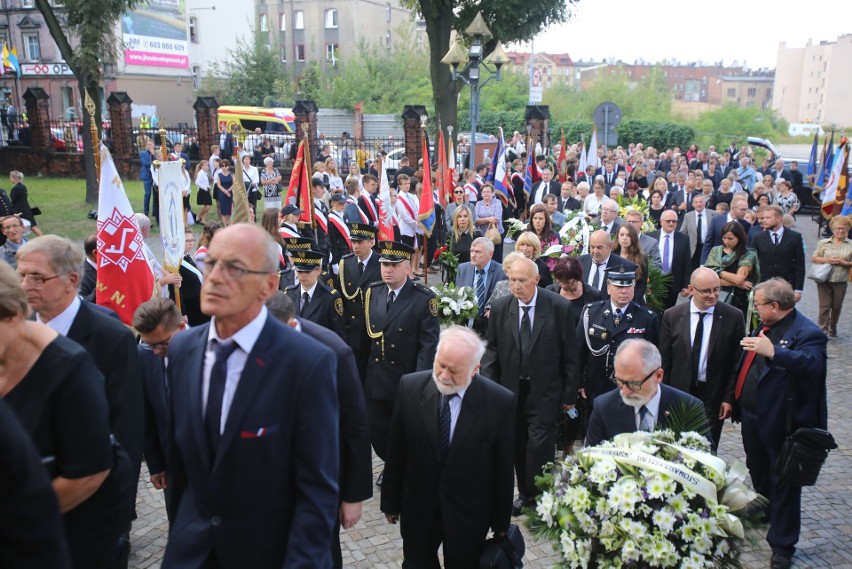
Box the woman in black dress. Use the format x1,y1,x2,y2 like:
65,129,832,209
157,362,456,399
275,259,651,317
9,170,42,236
0,263,134,569
450,205,481,264
214,159,234,225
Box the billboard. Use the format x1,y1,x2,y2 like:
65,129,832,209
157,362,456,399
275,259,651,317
122,0,188,69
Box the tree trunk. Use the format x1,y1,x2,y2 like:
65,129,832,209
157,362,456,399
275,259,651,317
78,77,101,204
422,2,457,157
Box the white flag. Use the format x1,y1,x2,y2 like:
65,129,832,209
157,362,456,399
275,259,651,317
158,160,187,272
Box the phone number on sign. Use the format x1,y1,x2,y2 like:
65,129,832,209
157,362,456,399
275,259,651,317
142,40,186,53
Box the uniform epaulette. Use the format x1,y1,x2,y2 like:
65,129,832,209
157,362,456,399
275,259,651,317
587,299,608,308
411,282,434,295
368,280,386,288
284,283,299,291
342,252,356,260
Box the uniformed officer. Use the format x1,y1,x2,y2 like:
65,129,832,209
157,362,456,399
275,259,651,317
365,241,440,476
576,264,660,411
339,223,381,381
327,194,353,270
285,249,345,339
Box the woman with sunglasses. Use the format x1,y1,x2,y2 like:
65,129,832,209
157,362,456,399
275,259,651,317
444,185,473,230
213,159,234,225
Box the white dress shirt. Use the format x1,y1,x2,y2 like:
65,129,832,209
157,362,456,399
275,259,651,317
634,385,662,431
37,295,81,336
300,282,318,303
690,302,714,384
202,306,268,433
447,385,468,442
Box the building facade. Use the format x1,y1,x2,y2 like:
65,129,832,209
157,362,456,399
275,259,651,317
773,35,852,127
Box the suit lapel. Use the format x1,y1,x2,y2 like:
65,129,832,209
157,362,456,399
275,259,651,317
448,378,482,458
184,327,211,473
66,301,94,344
706,309,724,359
529,296,548,350
679,304,692,356
384,281,412,327
420,380,442,463
507,299,520,348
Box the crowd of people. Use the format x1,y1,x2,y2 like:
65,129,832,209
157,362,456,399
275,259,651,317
0,136,843,569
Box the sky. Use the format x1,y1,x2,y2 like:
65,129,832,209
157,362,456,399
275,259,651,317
515,0,851,70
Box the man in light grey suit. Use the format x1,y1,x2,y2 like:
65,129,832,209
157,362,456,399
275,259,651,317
624,210,661,269
455,237,506,335
680,193,715,271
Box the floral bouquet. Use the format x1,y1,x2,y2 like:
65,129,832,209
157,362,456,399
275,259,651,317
434,237,460,283
543,211,592,259
428,283,478,326
531,429,766,568
616,195,657,234
504,217,528,241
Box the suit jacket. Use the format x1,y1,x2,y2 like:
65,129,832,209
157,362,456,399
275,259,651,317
579,253,637,297
649,230,692,295
455,260,507,304
558,196,582,213
365,280,440,400
327,212,353,266
481,288,579,425
67,301,144,480
285,282,345,339
585,384,708,446
659,301,745,411
164,315,339,568
139,347,168,476
218,132,235,159
680,209,716,255
530,180,560,205
751,229,806,290
79,259,97,302
168,257,208,327
339,252,381,374
594,218,622,237
638,233,662,269
381,372,515,559
701,215,752,264
297,319,372,505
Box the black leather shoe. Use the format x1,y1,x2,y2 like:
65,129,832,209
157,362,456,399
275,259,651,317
770,553,792,569
511,499,525,516
375,471,384,487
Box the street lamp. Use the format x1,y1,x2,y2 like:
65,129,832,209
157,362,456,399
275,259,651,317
441,11,509,170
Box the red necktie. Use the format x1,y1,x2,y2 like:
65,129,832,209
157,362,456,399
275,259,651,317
734,326,770,400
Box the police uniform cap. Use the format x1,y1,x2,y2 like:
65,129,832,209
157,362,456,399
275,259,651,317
377,241,414,263
606,264,637,287
283,237,313,251
291,250,324,271
349,223,378,241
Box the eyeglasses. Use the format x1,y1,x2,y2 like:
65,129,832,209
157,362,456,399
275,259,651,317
611,368,659,392
140,330,178,352
454,190,464,195
204,257,271,279
753,300,776,309
693,286,721,295
661,218,678,224
19,273,63,288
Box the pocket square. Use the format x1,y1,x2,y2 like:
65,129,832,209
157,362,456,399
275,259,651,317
240,425,279,439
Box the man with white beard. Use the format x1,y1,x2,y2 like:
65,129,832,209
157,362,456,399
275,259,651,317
381,326,515,566
585,339,708,446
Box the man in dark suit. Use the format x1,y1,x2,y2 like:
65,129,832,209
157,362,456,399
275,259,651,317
771,159,794,187
650,209,692,309
285,249,345,338
167,229,208,327
586,339,708,447
680,194,715,271
597,159,620,191
132,297,188,522
266,292,372,569
579,230,637,297
17,235,144,563
557,181,582,212
173,142,191,173
357,174,380,226
530,168,560,206
481,257,578,513
164,224,340,568
734,278,827,569
218,124,235,159
382,326,515,567
338,223,381,381
659,268,744,450
363,241,440,470
701,195,751,264
454,236,507,335
751,205,806,302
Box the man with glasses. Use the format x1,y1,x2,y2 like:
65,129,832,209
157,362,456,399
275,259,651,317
132,297,187,522
0,214,27,268
659,268,745,451
650,209,692,309
163,223,340,567
585,339,708,447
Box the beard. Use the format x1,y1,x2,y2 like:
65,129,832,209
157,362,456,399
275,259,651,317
620,391,652,409
432,372,466,396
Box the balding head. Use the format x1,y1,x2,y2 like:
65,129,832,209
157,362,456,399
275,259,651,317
589,230,612,263
509,257,539,304
688,267,721,310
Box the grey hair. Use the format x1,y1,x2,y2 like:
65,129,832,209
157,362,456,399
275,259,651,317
134,213,151,234
754,278,796,310
263,157,275,167
471,236,494,255
9,170,23,181
16,235,84,282
616,339,661,376
436,325,487,370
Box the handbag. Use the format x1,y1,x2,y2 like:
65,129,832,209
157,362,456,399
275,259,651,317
485,222,502,245
806,262,831,283
774,370,837,486
479,523,525,569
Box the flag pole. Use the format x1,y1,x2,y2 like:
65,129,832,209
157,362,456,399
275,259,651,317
84,91,100,184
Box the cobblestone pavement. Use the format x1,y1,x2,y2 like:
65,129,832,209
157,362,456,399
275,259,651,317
130,215,852,568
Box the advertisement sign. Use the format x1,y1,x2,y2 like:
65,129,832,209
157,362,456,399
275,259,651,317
122,0,188,69
21,63,75,76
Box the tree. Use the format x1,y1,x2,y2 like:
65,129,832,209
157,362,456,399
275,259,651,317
35,0,141,203
405,0,576,147
201,35,287,106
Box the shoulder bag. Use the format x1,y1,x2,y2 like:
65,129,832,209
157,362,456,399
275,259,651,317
486,222,502,245
480,523,525,569
806,262,831,283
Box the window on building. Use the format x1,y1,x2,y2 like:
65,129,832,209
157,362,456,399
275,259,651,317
280,13,286,31
416,35,423,50
747,87,756,97
260,14,269,32
385,30,391,49
191,65,202,90
189,16,199,43
21,0,34,7
386,3,391,22
281,45,287,63
23,33,40,61
326,43,338,64
727,88,736,97
324,9,338,28
746,101,755,108
296,44,305,61
294,10,304,29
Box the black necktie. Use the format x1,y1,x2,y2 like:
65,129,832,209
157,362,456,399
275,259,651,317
593,263,603,290
519,306,532,363
301,291,310,314
439,393,456,460
205,339,238,460
359,261,365,275
695,213,703,252
774,233,780,245
691,312,707,390
387,290,396,311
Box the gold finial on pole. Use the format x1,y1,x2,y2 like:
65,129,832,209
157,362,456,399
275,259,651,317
84,90,100,184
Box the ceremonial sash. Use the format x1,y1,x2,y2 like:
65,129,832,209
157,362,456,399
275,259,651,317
279,225,301,239
464,183,479,202
348,196,370,223
314,209,329,234
360,191,378,222
328,212,352,249
398,192,417,220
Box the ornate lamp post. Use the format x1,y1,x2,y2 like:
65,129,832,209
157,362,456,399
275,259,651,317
441,12,509,170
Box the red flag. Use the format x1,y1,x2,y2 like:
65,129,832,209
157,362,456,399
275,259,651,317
285,138,314,225
418,131,436,237
529,135,542,184
557,132,567,183
96,145,155,325
436,129,448,206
